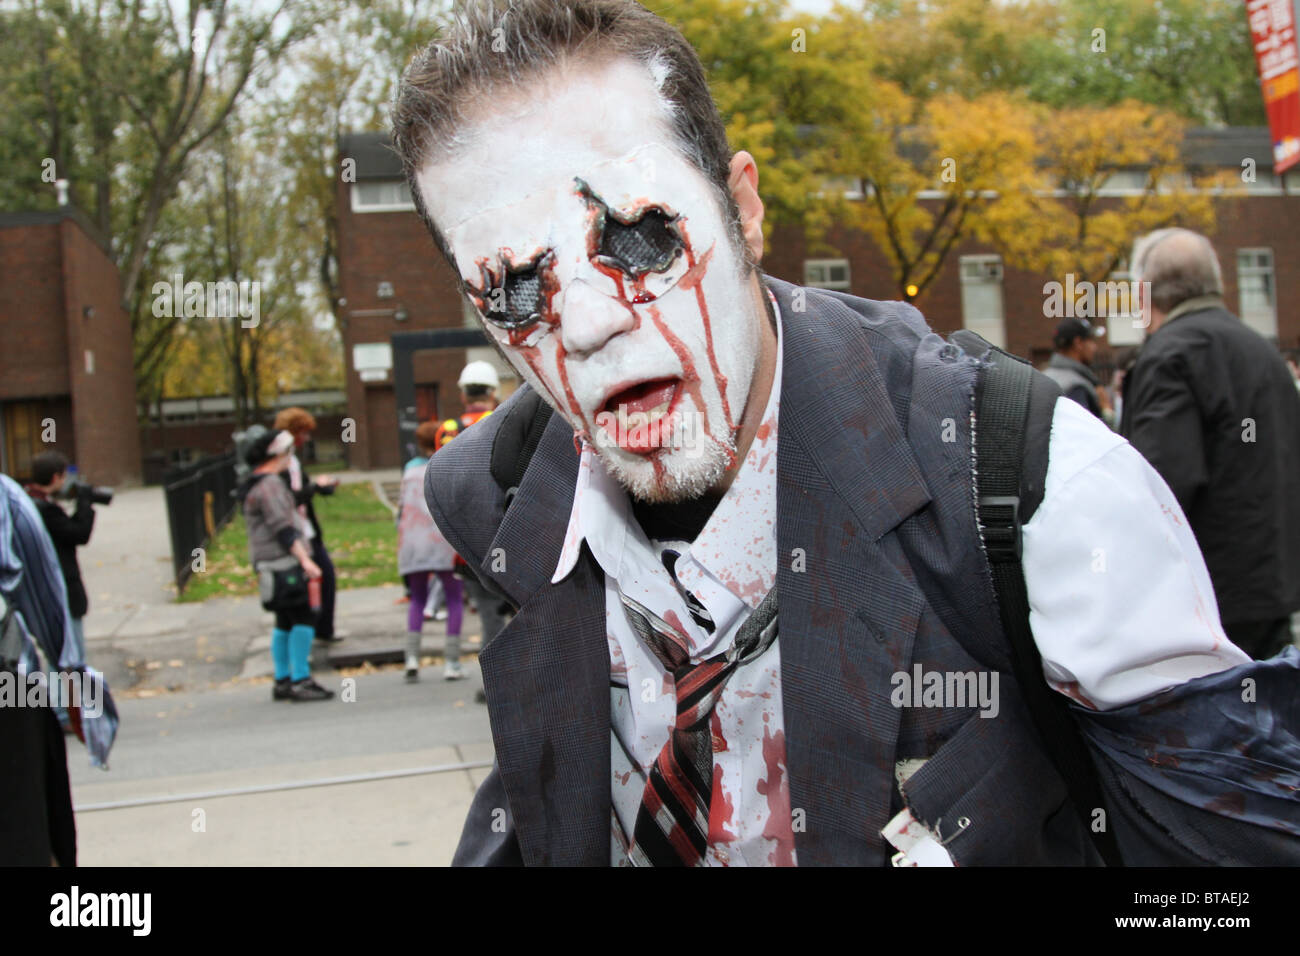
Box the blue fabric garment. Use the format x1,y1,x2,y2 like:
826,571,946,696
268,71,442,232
0,475,118,768
271,627,291,680
1078,647,1300,836
288,624,314,681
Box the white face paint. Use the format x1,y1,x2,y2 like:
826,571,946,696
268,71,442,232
415,58,763,503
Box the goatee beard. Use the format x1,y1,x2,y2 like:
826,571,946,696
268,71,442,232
596,432,735,504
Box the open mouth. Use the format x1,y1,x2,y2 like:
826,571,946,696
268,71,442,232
597,377,682,454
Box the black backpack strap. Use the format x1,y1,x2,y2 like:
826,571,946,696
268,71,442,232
958,332,1124,867
489,385,554,512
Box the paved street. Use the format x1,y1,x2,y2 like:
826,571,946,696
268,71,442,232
68,661,493,865
67,472,495,865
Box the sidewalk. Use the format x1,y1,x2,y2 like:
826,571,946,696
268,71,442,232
77,470,474,697
84,581,485,695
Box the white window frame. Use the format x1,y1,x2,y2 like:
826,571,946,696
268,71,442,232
804,258,851,291
350,180,416,213
959,254,1006,349
1096,169,1150,196
1237,247,1278,339
1103,270,1146,346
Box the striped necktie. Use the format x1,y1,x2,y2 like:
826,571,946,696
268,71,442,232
619,585,779,866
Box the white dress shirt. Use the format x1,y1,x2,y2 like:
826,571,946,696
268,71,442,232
551,303,1246,867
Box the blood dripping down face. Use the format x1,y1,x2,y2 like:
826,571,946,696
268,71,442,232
414,58,764,503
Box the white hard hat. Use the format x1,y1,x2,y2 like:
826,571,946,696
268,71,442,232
458,360,500,390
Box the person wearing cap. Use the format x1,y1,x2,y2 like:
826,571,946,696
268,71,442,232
457,360,500,427
1043,317,1111,424
238,430,333,701
1122,228,1300,659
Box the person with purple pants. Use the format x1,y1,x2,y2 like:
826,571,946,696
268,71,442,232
397,421,464,682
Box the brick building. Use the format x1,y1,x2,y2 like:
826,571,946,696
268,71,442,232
338,128,1299,468
0,208,142,487
337,134,517,470
765,128,1300,373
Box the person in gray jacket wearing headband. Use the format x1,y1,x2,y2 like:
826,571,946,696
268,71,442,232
239,430,332,701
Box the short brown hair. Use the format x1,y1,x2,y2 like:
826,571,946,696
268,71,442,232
274,407,317,436
31,450,69,486
415,420,442,453
390,0,746,273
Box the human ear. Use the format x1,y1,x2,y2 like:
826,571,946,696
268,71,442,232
728,151,765,265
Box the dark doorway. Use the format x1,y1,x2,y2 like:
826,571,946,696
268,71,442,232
415,384,439,426
391,329,489,465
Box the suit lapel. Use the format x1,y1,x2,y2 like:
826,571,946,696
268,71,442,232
477,414,610,865
769,279,933,865
478,551,610,866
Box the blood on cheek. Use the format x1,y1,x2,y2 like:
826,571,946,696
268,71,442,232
495,224,737,470
501,264,579,427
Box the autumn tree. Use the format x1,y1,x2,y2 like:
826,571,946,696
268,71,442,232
270,0,445,340
157,120,341,425
841,84,1045,301
1018,0,1266,127
0,0,327,406
982,101,1229,287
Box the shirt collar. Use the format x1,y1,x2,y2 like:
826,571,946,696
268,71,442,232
552,289,784,589
1163,294,1224,325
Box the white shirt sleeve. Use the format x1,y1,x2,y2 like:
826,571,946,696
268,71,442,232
1020,397,1249,711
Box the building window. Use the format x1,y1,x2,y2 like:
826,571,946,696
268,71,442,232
804,259,850,290
351,180,415,212
1097,169,1149,194
1103,271,1145,346
1244,171,1282,194
959,255,1006,349
1237,248,1277,339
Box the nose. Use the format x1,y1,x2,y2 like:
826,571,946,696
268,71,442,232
559,278,636,357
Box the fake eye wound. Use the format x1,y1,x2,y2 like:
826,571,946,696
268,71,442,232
594,206,683,278
471,254,553,332
577,179,688,300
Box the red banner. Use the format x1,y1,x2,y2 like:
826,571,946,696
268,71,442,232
1248,0,1300,174
1247,0,1300,173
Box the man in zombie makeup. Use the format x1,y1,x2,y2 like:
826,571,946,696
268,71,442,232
393,0,1300,866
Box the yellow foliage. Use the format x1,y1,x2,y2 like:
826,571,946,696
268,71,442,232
984,101,1228,283
847,85,1045,298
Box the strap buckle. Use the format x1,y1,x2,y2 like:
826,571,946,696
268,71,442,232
978,494,1021,562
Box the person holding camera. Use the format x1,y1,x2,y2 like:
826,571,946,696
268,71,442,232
238,430,332,702
24,452,98,663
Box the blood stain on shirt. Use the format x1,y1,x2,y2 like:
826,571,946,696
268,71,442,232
709,764,737,846
757,726,795,866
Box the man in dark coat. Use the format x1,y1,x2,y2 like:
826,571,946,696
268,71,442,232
1122,227,1300,659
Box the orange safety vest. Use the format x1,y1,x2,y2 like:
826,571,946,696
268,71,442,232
433,407,494,451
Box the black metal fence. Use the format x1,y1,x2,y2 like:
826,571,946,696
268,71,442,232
163,452,239,592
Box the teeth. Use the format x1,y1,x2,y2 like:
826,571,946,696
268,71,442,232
615,400,671,437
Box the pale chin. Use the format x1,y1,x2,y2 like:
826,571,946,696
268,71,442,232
591,430,735,504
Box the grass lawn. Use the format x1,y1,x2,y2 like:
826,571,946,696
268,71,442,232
306,458,349,473
179,480,399,602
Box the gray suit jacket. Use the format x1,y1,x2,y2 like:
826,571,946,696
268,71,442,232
428,276,1105,866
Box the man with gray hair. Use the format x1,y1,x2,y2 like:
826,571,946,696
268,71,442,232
1122,227,1300,658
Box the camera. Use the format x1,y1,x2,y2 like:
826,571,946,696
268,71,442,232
58,477,113,506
